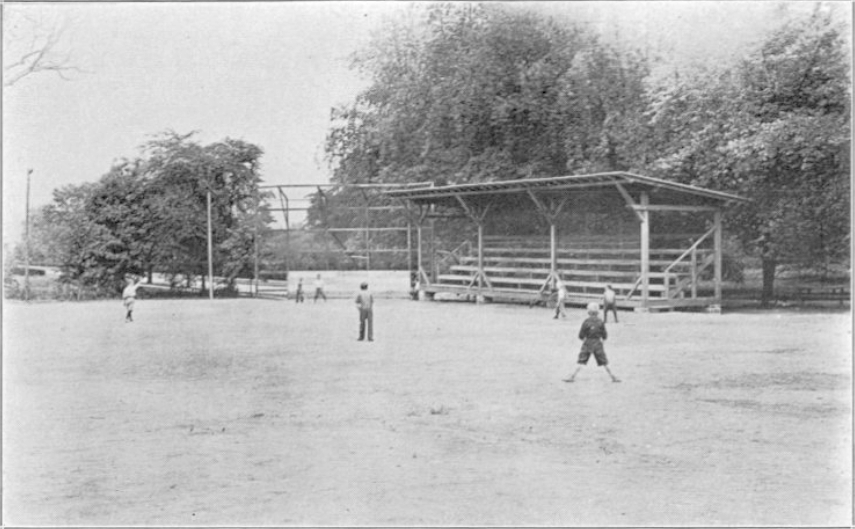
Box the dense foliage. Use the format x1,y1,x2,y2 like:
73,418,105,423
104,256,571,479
326,4,650,186
645,9,850,302
321,4,850,301
24,131,271,294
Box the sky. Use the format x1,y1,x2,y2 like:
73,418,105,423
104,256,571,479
2,1,844,245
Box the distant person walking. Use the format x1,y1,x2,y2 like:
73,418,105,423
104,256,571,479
294,278,305,303
553,279,567,319
355,282,374,341
564,302,620,383
122,277,143,322
603,284,618,323
313,274,327,302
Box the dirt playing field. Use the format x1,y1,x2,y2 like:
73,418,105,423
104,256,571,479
3,297,851,526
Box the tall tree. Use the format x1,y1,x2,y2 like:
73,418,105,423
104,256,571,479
24,131,271,294
326,4,650,187
646,8,850,304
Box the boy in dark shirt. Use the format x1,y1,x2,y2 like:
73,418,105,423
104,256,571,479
355,282,374,342
563,302,620,383
294,278,305,303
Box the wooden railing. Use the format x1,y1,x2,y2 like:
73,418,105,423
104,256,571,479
661,225,717,299
435,239,473,275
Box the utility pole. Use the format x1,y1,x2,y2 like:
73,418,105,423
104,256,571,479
253,189,259,298
207,188,214,300
24,169,33,301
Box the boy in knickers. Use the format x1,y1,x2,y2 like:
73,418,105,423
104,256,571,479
564,302,620,383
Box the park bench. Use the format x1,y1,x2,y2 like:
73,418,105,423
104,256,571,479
795,286,850,305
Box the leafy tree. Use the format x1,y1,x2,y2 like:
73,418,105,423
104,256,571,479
646,8,850,304
325,4,650,187
320,3,651,268
31,183,117,295
22,131,272,295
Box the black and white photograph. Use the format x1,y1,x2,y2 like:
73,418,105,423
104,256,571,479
3,1,851,526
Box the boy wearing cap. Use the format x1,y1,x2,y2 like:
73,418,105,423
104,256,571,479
355,282,374,341
564,302,620,383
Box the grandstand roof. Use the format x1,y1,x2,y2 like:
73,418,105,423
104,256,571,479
384,171,748,205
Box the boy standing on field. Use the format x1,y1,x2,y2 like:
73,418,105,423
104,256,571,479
553,279,567,319
313,273,327,302
355,282,374,341
603,284,618,323
564,302,620,383
122,277,143,322
294,278,305,303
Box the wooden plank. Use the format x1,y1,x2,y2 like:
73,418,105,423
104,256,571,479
482,247,711,257
458,256,691,267
436,274,667,292
422,283,706,307
449,264,677,279
631,204,718,212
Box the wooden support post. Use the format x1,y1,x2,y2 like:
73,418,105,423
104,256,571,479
527,190,564,293
417,218,426,287
714,209,723,303
455,195,492,299
691,245,698,299
406,220,413,291
430,217,437,283
477,222,484,296
550,222,557,285
640,192,650,310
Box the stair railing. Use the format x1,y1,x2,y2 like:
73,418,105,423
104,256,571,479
435,239,473,276
662,225,717,299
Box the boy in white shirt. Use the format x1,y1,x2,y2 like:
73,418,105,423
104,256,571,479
122,277,143,322
313,273,327,302
603,284,618,323
553,279,567,319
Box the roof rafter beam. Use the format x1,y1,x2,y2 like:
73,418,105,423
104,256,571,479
455,195,490,224
527,190,569,223
398,178,627,201
615,182,644,222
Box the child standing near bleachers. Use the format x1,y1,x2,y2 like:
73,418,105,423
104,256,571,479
603,284,618,323
563,302,620,383
553,279,567,319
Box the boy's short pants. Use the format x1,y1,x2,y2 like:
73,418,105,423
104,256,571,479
123,297,135,310
578,340,608,366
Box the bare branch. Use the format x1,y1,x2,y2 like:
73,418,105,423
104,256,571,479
3,11,85,87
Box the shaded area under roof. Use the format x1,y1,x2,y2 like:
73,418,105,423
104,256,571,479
384,172,748,205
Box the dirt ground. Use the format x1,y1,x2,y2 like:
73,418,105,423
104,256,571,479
3,297,851,526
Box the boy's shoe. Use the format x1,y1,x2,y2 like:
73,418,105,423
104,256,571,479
612,378,621,383
562,377,575,383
